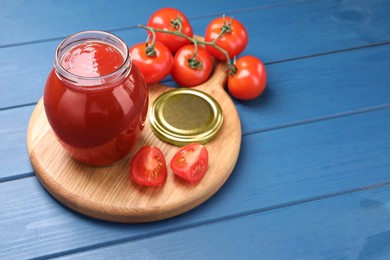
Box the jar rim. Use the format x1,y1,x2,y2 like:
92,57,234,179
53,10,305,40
54,30,131,88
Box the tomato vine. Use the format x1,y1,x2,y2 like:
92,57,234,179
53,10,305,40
138,15,236,72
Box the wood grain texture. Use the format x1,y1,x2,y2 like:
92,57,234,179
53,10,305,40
27,62,241,223
56,185,390,260
237,43,390,134
1,0,390,258
2,44,389,181
1,0,390,109
0,106,34,180
2,108,390,259
0,0,281,47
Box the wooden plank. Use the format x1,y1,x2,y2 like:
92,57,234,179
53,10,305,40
1,0,390,109
237,43,390,134
1,44,389,181
53,185,390,260
0,0,284,47
1,107,389,258
1,1,388,259
0,106,34,181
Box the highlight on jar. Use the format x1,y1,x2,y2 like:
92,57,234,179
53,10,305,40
43,30,148,166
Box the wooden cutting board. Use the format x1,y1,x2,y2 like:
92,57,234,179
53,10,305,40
27,61,242,223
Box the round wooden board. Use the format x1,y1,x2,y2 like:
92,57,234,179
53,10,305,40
27,61,242,223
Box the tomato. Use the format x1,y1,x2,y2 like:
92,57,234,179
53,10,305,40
227,56,267,100
129,41,173,84
130,146,167,187
204,16,248,61
171,45,213,87
147,8,193,54
170,143,209,184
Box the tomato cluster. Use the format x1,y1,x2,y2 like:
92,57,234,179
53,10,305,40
130,143,209,186
129,7,267,100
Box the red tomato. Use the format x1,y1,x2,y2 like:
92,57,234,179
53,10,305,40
171,45,213,87
170,143,209,184
228,56,267,100
147,8,193,54
130,146,167,187
204,16,248,61
129,41,173,84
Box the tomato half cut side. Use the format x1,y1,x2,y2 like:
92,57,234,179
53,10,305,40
130,146,167,187
170,143,209,184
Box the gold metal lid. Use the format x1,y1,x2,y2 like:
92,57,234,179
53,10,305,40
150,88,223,146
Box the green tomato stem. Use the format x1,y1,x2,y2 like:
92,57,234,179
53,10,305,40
229,56,238,76
171,15,183,32
138,23,233,69
144,29,157,57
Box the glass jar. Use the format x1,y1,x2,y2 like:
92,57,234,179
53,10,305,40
43,30,148,166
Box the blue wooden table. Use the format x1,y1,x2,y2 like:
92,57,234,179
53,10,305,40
1,0,390,259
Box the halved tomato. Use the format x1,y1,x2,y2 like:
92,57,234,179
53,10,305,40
130,146,167,186
170,143,209,184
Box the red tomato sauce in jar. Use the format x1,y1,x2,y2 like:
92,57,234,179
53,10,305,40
44,31,148,166
61,41,124,77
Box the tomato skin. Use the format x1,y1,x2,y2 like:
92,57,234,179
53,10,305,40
147,8,193,54
204,16,248,61
170,143,209,184
228,56,267,100
171,45,213,87
129,41,173,84
130,146,167,187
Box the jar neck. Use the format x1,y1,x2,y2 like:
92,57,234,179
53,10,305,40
54,30,131,89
